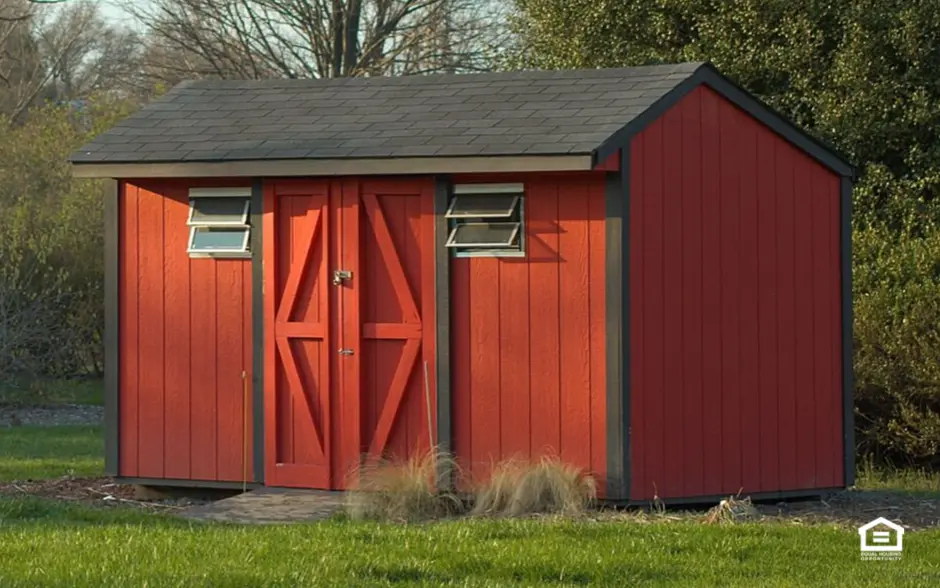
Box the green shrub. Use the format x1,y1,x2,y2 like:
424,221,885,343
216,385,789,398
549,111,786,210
853,225,940,467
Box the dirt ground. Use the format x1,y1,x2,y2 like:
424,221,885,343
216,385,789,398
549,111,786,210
2,476,938,529
0,476,212,513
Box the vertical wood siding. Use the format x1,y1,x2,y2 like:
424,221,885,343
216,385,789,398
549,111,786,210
119,180,253,482
451,173,607,495
628,86,843,501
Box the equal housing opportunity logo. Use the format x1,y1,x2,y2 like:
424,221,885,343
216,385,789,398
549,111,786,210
858,517,904,561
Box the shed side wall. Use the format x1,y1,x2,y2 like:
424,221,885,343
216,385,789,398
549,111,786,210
628,86,843,501
119,179,254,482
450,173,607,496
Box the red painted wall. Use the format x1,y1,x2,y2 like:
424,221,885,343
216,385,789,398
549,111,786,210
451,173,607,495
628,86,843,500
119,180,254,483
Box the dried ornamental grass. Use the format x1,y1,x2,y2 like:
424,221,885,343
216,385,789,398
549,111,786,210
345,448,463,522
472,456,597,517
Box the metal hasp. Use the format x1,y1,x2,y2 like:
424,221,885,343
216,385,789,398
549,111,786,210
332,269,352,286
338,348,354,356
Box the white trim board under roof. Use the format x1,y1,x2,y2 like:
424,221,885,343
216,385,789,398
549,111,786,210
71,155,594,179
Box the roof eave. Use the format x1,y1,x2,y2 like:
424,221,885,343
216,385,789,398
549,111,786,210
70,154,596,179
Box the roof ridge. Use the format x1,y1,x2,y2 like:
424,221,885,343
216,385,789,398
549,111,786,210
179,61,707,89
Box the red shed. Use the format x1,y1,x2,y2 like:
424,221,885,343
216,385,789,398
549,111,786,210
70,61,855,503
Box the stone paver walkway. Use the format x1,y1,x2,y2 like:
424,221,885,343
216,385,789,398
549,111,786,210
178,488,345,524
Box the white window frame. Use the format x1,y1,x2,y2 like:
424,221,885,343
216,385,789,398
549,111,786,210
186,187,252,258
445,183,525,258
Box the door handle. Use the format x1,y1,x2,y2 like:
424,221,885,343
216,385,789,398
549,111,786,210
332,270,352,286
338,348,354,356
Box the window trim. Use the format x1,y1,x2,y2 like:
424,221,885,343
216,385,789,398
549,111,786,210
185,187,252,259
452,183,524,195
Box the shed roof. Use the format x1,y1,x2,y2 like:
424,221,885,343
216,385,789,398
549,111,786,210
70,61,854,178
72,63,704,164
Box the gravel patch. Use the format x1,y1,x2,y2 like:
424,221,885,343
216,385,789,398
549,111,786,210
0,404,104,427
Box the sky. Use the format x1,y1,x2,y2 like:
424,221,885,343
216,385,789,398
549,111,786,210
97,0,137,25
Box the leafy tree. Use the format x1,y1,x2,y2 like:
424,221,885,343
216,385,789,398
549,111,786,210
0,94,138,385
509,0,940,233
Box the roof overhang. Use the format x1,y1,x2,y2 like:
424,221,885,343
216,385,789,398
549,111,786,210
70,154,595,179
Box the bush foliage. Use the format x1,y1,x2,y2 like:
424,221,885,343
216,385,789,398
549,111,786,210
854,227,940,467
0,97,137,386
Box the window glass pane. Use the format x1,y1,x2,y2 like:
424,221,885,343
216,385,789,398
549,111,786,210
190,227,249,251
190,197,248,224
447,222,520,247
446,194,519,218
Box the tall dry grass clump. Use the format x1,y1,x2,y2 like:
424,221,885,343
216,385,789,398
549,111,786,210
471,456,596,517
345,448,463,522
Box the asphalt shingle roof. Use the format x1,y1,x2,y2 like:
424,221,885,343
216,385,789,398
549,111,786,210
70,62,706,164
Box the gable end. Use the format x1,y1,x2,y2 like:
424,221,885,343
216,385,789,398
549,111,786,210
592,64,854,178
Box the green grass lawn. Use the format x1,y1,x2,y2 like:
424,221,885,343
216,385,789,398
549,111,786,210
2,426,940,586
0,378,103,407
0,426,103,482
0,498,938,587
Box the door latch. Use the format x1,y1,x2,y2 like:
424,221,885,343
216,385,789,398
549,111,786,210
338,348,354,356
332,270,352,286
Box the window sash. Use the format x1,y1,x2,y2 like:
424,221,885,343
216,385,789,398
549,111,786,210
186,226,251,254
445,194,520,219
187,197,250,226
445,221,521,248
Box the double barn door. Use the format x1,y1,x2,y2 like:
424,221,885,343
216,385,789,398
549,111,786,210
263,178,435,489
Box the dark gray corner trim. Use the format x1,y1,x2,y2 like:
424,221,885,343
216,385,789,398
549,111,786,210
433,176,453,488
103,179,120,476
605,148,629,500
593,64,855,178
841,176,855,487
117,477,262,490
251,178,265,484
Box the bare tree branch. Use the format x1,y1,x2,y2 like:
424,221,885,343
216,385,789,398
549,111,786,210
122,0,510,82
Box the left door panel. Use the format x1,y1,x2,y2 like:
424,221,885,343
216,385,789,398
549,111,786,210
264,181,333,488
